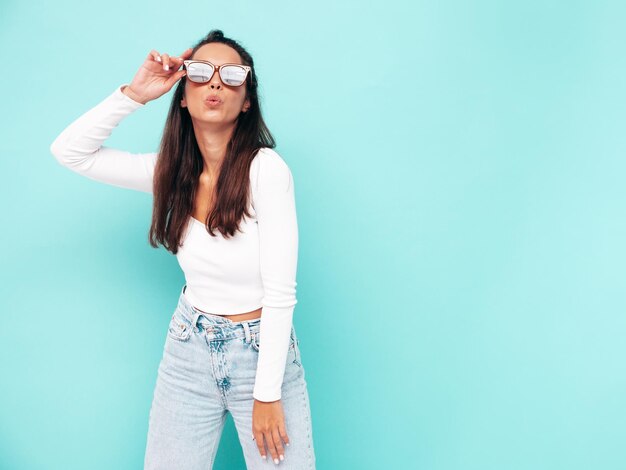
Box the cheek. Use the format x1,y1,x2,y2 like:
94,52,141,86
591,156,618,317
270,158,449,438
224,91,246,111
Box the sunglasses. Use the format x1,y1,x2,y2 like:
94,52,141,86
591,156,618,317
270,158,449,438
182,60,251,86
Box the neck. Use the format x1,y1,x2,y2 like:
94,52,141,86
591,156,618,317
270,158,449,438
192,121,235,176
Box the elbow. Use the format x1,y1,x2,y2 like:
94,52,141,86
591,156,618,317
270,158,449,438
261,280,298,309
50,137,81,168
49,139,67,165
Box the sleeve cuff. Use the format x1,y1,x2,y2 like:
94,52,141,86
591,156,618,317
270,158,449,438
114,84,146,108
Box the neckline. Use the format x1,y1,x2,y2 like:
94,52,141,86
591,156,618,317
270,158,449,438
189,214,256,229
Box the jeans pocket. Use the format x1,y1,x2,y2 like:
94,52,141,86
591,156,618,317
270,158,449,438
251,328,301,367
167,309,192,342
250,330,261,352
291,328,302,367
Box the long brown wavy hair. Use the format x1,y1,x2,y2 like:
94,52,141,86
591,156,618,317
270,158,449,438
148,29,276,254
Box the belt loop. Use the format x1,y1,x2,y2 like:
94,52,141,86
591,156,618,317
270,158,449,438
191,310,202,333
242,321,251,343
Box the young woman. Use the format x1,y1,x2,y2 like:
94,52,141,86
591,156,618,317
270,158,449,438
50,30,316,469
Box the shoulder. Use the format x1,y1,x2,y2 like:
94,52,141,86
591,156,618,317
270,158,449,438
250,147,294,193
250,147,292,174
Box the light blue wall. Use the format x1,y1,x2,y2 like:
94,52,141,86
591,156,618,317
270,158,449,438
1,1,625,468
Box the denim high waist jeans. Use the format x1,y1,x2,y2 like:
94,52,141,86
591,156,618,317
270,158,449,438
143,285,316,469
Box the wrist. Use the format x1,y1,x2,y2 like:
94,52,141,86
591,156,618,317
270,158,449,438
121,85,147,105
254,398,279,404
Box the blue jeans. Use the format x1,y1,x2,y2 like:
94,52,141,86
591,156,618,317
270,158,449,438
143,285,316,469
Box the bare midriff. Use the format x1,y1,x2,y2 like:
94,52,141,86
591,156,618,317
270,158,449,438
194,305,263,322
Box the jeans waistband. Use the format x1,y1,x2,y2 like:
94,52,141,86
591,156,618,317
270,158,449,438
177,284,261,338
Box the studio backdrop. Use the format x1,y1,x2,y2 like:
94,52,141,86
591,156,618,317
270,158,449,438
1,1,625,469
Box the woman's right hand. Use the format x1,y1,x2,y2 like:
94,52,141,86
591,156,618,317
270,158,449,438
122,48,194,105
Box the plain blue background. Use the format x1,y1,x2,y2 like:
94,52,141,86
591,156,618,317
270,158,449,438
1,0,625,468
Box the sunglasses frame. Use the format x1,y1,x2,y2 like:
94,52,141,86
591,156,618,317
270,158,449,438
182,60,251,87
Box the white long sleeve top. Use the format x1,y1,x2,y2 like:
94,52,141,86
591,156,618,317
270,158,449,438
50,84,299,402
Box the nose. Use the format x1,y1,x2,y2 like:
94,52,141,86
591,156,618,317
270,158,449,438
208,68,223,88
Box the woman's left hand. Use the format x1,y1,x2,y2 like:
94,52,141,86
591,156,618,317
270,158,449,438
252,398,290,464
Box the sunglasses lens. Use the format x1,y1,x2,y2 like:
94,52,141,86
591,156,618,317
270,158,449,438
186,63,214,83
220,65,247,86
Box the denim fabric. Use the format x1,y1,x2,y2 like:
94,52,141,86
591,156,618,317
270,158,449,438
143,285,316,469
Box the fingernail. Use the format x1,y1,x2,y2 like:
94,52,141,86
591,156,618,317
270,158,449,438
262,455,267,460
280,454,284,461
286,443,290,447
164,64,169,71
156,56,161,62
274,458,279,464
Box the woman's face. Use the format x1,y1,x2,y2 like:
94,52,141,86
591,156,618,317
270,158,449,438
180,43,250,126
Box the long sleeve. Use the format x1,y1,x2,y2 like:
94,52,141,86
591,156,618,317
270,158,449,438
50,84,157,194
250,149,299,402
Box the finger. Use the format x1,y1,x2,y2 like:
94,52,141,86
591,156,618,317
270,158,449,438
149,49,162,63
166,69,186,87
173,48,193,66
170,48,193,68
278,421,290,448
266,428,280,464
161,52,170,71
272,427,286,462
253,430,267,461
171,55,185,66
179,47,193,58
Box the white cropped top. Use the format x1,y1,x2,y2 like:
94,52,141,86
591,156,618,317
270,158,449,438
49,84,299,402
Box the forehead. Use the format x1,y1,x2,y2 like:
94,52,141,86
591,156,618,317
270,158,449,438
192,43,242,65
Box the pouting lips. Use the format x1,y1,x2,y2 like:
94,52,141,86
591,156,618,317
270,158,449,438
205,95,223,104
